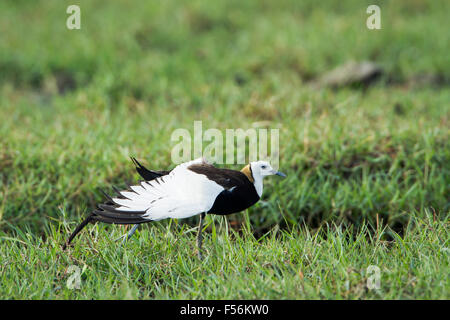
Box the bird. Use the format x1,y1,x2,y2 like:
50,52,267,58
63,157,286,259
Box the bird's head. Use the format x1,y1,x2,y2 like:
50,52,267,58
241,160,286,182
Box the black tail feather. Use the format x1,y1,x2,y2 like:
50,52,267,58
63,210,149,249
95,205,147,218
92,215,149,225
63,157,165,249
62,214,94,250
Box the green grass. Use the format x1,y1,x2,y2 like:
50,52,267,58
0,0,449,299
1,211,448,299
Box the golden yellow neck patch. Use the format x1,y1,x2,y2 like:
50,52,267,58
241,164,254,183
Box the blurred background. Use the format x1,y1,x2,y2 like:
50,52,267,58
0,0,448,236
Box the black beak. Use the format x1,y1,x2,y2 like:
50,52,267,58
275,171,286,178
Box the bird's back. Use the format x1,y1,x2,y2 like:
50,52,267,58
187,164,260,215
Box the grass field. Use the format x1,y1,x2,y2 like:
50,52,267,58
0,0,449,299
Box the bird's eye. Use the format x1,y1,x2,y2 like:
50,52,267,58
261,165,267,169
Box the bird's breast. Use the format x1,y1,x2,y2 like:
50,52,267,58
207,185,260,215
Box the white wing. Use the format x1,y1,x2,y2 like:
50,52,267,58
111,158,224,221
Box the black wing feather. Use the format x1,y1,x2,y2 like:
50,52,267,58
63,156,171,249
130,157,170,181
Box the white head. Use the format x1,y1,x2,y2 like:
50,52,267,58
250,160,286,179
245,161,286,197
250,161,286,181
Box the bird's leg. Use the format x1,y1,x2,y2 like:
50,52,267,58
197,213,206,260
123,224,139,243
115,224,139,243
